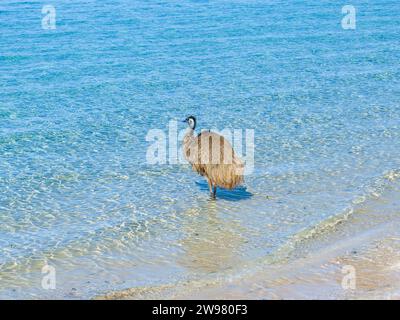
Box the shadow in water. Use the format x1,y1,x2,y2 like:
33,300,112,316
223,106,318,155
195,181,253,201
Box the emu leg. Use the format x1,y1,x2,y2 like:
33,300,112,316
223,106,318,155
212,186,217,199
207,179,213,195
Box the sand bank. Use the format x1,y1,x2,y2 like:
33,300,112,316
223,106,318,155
99,181,400,300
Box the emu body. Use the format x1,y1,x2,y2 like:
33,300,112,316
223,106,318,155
182,116,244,198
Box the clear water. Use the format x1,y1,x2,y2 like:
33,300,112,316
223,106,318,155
1,0,400,299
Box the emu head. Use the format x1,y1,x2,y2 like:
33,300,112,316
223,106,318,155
183,116,196,130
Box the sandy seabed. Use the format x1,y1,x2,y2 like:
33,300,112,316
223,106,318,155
98,182,400,300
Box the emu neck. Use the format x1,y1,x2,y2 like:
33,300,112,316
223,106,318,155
183,128,195,149
184,127,194,139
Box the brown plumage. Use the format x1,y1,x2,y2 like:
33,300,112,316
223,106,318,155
182,116,244,198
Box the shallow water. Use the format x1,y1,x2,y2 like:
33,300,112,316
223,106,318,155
1,0,400,298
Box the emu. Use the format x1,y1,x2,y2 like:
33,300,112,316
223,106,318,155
182,116,244,199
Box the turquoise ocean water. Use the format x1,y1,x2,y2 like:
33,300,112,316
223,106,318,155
1,0,400,298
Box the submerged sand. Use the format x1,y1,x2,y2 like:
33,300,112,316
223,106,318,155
172,231,400,300
98,181,400,300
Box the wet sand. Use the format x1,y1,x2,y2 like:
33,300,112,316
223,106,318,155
173,231,400,300
99,225,400,300
99,182,400,300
